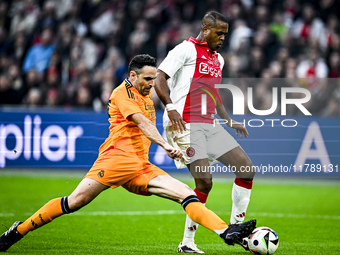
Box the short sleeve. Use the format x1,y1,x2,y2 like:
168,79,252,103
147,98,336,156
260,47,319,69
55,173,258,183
115,89,142,119
217,53,224,70
158,40,195,78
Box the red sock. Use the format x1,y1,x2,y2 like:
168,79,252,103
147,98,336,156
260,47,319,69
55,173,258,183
194,189,209,204
234,177,253,189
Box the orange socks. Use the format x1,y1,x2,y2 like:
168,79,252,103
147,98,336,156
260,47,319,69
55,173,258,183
181,195,228,233
17,197,66,236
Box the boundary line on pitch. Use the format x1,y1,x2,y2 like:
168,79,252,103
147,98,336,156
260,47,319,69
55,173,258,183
1,210,340,220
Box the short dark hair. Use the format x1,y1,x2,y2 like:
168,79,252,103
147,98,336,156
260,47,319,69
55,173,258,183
202,11,228,27
128,54,157,75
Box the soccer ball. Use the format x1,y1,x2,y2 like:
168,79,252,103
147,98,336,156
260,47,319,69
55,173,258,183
247,226,279,255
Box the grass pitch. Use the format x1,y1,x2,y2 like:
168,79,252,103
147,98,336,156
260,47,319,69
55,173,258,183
0,170,339,254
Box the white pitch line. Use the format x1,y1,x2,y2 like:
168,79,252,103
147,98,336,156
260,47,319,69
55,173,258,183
0,211,184,218
73,210,184,216
0,213,15,217
247,212,340,220
1,210,339,220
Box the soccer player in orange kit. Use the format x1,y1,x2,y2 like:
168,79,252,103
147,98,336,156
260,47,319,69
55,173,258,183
0,54,256,252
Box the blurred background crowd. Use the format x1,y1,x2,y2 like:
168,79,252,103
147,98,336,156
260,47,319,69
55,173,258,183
0,0,339,116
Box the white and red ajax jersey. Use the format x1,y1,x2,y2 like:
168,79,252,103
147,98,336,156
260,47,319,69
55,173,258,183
158,37,224,127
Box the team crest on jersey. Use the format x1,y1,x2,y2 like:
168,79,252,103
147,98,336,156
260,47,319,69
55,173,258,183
97,170,105,177
212,56,219,66
186,147,195,157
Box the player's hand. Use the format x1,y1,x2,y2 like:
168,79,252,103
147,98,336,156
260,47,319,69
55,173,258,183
163,143,183,161
228,120,249,138
168,110,186,133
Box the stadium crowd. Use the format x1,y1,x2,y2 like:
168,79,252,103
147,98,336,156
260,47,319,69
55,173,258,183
0,0,339,116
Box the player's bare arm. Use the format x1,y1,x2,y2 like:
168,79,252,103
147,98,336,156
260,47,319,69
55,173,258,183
154,70,171,105
154,70,186,133
216,99,249,138
129,112,182,160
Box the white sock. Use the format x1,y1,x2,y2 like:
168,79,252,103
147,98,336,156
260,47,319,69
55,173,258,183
182,203,205,244
230,181,252,224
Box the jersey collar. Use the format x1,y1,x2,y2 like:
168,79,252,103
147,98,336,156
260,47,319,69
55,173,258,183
188,37,216,54
124,78,150,98
125,78,133,86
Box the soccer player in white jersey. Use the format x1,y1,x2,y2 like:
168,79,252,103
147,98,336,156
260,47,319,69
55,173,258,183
155,11,256,254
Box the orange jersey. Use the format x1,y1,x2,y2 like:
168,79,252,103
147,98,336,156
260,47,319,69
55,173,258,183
98,78,156,160
85,78,168,193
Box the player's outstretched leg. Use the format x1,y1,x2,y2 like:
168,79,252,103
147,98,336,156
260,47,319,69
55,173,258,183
147,175,257,247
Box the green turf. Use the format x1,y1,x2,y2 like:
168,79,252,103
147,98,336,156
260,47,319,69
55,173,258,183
0,170,339,254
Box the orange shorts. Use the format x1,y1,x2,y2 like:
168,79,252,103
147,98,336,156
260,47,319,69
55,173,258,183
84,149,168,196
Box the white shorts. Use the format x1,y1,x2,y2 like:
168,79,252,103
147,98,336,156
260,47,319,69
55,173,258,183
165,123,240,169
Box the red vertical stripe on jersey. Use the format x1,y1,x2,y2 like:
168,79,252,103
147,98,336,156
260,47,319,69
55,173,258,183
182,37,222,124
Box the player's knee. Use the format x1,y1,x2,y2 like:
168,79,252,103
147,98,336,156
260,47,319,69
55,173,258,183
68,193,91,211
178,184,195,203
239,152,252,166
236,154,256,179
248,165,256,179
195,178,213,194
237,162,256,180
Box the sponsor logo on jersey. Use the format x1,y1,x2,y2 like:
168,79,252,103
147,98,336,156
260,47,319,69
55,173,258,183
212,56,219,66
198,63,221,77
